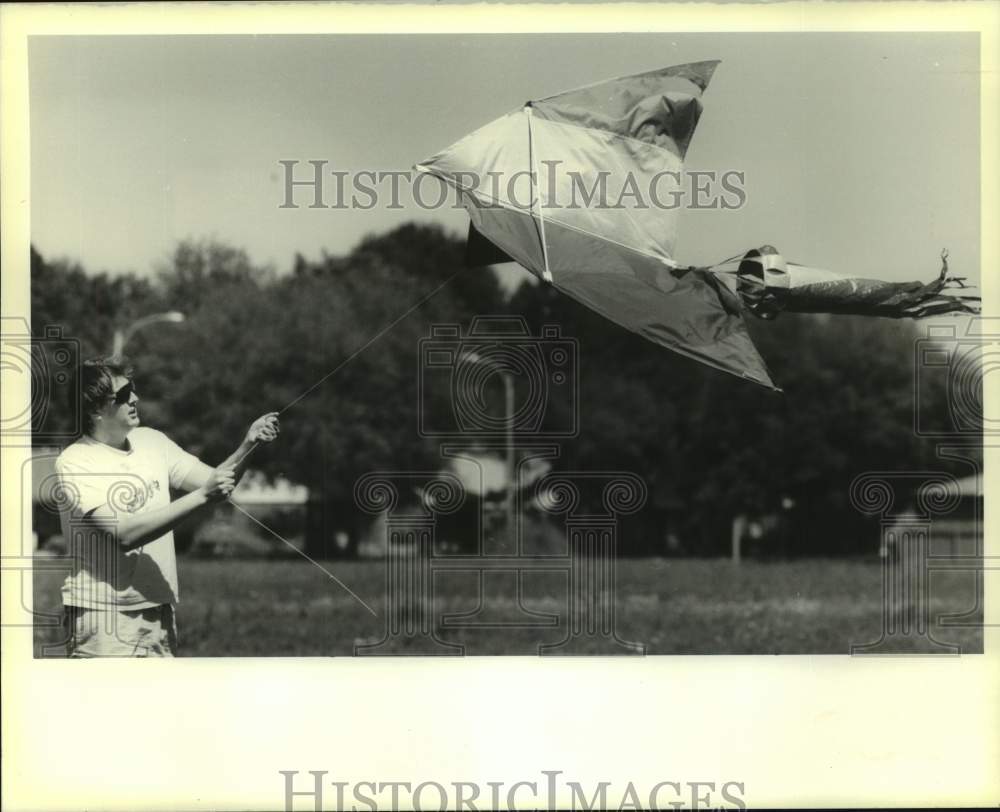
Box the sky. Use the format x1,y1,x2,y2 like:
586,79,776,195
29,32,980,291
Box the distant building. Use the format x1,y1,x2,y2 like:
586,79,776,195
189,471,309,558
357,450,554,558
231,471,309,507
28,448,310,559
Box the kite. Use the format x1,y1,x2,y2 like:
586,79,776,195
415,60,980,390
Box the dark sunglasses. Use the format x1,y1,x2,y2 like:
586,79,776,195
110,381,137,405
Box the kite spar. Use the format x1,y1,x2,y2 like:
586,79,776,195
415,61,980,390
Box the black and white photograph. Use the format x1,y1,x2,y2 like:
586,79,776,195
1,3,997,811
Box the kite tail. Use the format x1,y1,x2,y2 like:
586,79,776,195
711,246,982,320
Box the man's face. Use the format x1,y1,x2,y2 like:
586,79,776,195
99,374,141,431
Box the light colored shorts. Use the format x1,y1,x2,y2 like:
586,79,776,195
63,605,177,658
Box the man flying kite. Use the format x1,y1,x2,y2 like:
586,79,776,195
54,356,280,657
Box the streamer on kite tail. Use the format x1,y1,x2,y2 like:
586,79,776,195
709,246,981,320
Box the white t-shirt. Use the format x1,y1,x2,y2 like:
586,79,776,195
54,427,201,609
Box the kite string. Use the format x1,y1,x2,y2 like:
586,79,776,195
227,269,465,470
525,106,553,283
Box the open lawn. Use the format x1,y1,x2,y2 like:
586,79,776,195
33,557,983,657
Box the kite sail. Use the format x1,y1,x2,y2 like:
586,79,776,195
416,61,980,390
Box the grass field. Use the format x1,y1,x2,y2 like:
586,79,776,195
32,557,983,657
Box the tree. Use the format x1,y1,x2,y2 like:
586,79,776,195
507,277,962,554
31,225,968,557
30,245,160,444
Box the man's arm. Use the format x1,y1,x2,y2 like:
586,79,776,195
83,467,235,551
177,412,280,492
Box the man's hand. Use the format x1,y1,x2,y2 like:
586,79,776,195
245,412,280,445
203,465,236,501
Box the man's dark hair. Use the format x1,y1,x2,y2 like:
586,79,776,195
70,356,134,435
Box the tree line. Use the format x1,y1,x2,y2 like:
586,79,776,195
29,224,969,555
